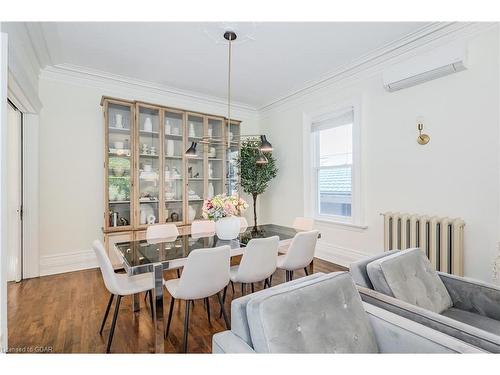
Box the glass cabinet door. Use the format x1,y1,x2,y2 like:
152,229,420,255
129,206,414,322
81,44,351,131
164,110,184,224
186,114,205,223
207,118,224,198
106,102,133,229
225,121,240,196
137,105,160,226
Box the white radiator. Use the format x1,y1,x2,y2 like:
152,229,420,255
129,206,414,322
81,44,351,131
382,212,465,276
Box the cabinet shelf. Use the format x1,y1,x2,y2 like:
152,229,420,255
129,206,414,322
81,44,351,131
139,130,159,137
109,127,131,134
139,154,159,158
109,200,130,204
108,152,131,157
165,133,183,140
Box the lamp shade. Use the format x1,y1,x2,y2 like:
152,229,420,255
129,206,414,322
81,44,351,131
185,142,197,158
256,152,268,165
259,135,273,152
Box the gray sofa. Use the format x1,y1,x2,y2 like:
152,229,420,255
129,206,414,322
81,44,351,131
350,248,500,353
212,272,483,353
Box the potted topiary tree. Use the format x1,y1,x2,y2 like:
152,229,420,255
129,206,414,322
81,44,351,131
237,138,278,230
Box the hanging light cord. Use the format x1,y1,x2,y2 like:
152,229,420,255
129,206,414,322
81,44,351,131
227,35,232,148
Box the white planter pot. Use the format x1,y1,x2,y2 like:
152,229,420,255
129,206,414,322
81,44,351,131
215,216,240,240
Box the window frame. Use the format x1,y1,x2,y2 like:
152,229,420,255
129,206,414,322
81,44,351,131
303,98,365,229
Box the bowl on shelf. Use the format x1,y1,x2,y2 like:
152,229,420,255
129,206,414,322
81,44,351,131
109,157,130,177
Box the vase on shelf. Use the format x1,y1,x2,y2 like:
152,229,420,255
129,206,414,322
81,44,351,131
166,140,175,157
189,122,196,138
188,205,196,222
115,113,123,129
144,117,153,132
215,216,240,240
140,210,147,225
208,182,214,199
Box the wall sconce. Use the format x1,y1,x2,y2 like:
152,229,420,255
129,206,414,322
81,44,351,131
417,118,430,145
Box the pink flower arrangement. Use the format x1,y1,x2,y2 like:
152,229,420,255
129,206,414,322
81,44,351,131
202,194,249,221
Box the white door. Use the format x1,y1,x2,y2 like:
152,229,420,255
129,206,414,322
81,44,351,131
0,31,9,353
6,101,22,282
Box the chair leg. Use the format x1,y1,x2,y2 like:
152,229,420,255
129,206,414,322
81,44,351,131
285,271,289,282
269,274,273,287
304,267,309,276
176,269,181,278
165,296,175,339
217,292,230,330
241,283,245,296
99,294,114,334
205,297,211,325
106,295,122,353
183,300,191,353
147,289,154,321
251,283,255,293
219,285,228,319
144,290,149,302
290,271,294,280
263,278,268,289
230,280,235,294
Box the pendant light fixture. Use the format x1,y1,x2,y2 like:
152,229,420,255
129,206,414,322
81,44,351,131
224,30,236,148
184,29,273,165
259,135,273,153
185,142,197,158
256,152,268,165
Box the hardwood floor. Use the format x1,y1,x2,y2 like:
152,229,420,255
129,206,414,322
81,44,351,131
7,258,346,353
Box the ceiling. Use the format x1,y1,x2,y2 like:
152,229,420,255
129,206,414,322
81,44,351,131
37,22,430,108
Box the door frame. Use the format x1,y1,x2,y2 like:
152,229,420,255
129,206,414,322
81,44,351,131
7,99,23,281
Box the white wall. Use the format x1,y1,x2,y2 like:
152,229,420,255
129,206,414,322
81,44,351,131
38,69,259,275
259,27,499,282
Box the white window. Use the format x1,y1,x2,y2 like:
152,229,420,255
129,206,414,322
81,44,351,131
309,105,362,227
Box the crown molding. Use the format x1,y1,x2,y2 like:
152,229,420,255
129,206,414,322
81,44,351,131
40,63,259,115
24,22,53,69
258,22,497,113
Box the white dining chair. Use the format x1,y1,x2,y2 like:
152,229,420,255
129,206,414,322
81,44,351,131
227,236,279,298
164,245,230,353
146,223,179,241
293,217,315,231
239,216,249,233
145,223,182,279
191,220,215,237
277,230,320,282
92,240,154,353
277,217,315,255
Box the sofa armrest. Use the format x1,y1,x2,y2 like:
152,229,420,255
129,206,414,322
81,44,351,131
364,303,484,353
439,272,500,321
212,331,256,353
358,286,500,353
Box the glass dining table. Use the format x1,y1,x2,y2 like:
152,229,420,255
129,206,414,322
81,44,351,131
113,224,311,353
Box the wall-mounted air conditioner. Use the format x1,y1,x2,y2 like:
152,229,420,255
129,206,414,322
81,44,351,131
383,45,467,92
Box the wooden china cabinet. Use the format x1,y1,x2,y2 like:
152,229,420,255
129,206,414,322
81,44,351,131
101,96,241,266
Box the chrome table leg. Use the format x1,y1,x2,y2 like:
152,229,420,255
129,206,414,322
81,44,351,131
153,263,165,353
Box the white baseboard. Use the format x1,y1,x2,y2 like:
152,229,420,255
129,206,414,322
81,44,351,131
315,241,371,268
39,250,98,277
